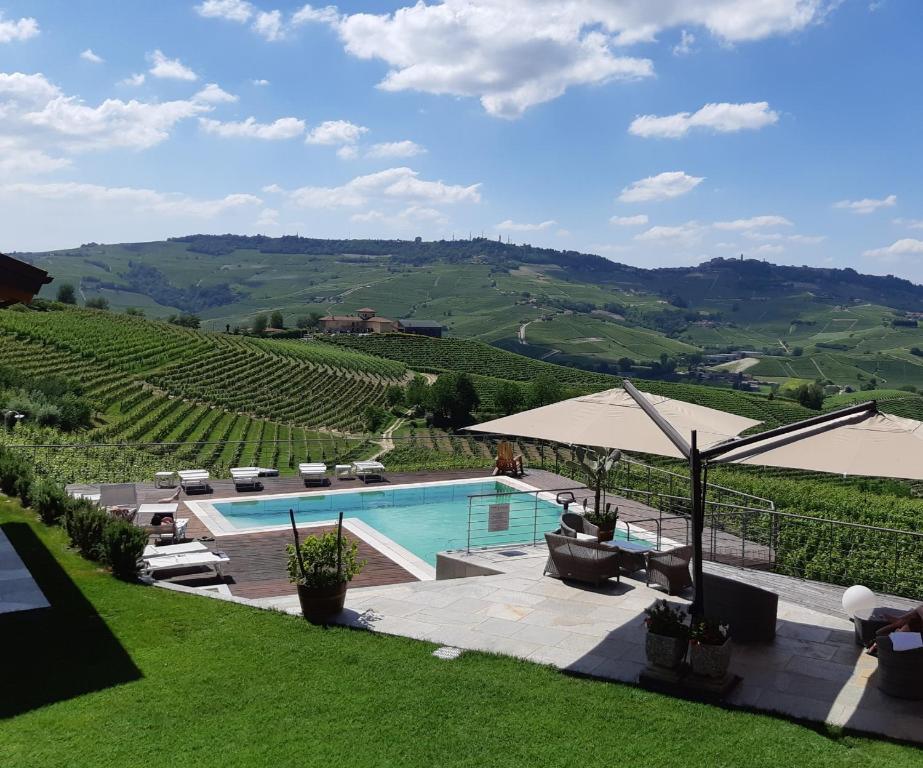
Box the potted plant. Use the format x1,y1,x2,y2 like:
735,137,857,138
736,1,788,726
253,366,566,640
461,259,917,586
689,617,731,678
567,445,620,539
643,600,690,670
585,502,619,543
287,510,365,623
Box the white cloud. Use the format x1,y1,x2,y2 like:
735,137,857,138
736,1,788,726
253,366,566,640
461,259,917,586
0,72,211,154
629,102,779,139
195,0,254,23
80,49,104,64
251,78,270,86
321,1,836,118
199,116,305,139
673,30,695,56
0,181,261,217
121,73,146,87
0,137,70,176
366,140,426,158
713,215,792,230
896,218,923,230
253,10,284,40
148,50,198,81
306,119,368,145
194,83,239,103
289,166,480,208
753,243,784,254
0,13,39,43
261,183,285,194
610,214,648,226
496,219,556,232
292,4,340,25
834,194,897,215
635,221,703,244
336,145,359,159
350,209,386,223
863,238,923,260
255,207,280,228
618,171,703,203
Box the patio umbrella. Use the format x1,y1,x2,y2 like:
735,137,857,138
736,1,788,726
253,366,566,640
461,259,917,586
466,386,762,457
711,409,923,481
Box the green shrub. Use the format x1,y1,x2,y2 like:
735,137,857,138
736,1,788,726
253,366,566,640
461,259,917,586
64,500,109,560
31,479,70,525
286,530,365,588
102,520,148,579
0,448,33,505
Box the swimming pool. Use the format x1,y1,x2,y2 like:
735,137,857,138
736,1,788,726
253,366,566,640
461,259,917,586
197,478,639,567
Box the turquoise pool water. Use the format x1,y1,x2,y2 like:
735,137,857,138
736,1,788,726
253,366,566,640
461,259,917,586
212,480,624,566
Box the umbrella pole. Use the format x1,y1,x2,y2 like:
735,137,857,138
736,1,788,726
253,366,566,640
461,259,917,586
690,431,705,618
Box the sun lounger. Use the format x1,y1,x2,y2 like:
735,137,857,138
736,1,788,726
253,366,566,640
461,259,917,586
178,469,210,493
99,482,139,513
134,503,187,543
352,461,385,483
142,541,208,558
142,550,229,578
231,467,262,491
299,463,329,486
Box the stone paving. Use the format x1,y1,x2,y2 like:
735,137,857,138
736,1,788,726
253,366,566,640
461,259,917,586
255,546,923,745
0,528,49,614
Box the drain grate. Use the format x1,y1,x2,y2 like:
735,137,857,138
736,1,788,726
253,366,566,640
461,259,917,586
432,646,464,660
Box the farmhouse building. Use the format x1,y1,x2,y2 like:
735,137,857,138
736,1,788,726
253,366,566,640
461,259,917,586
320,308,399,334
0,253,52,307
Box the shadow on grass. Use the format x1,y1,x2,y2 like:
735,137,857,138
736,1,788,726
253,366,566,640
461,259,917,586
0,522,141,719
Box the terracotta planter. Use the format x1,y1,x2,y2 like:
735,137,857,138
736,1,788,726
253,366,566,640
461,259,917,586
596,527,615,543
689,638,732,678
645,631,688,669
296,581,348,623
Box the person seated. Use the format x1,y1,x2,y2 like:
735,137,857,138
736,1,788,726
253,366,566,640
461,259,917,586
867,603,923,655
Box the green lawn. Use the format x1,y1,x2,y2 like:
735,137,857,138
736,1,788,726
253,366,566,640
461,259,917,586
1,498,921,767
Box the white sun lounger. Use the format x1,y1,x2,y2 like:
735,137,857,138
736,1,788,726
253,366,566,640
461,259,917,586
142,550,229,577
231,467,262,491
352,461,385,483
178,469,210,493
142,541,208,559
99,482,139,512
299,463,329,486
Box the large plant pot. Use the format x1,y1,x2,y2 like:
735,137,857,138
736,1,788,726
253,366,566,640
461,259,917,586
645,631,688,669
596,527,615,543
297,582,348,623
689,638,732,678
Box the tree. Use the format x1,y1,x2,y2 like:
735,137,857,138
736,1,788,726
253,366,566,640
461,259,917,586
85,297,109,310
385,385,405,408
269,310,284,329
405,375,429,410
56,283,76,304
429,373,479,428
251,314,268,335
125,307,144,316
528,374,563,408
296,311,324,330
362,404,389,433
791,347,804,357
168,313,201,329
617,357,635,374
494,380,524,416
795,382,825,410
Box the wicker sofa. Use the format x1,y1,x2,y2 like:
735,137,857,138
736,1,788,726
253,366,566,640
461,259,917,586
544,532,621,586
702,572,778,643
876,634,923,699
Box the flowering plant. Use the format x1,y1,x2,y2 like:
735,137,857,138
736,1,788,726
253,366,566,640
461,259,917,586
643,600,690,639
690,617,729,645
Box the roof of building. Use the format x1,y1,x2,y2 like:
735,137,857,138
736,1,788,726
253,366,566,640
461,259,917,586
365,316,395,324
398,319,443,329
356,307,376,313
0,253,52,285
321,314,395,323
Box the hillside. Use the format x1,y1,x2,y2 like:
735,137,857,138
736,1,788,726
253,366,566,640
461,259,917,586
14,235,923,391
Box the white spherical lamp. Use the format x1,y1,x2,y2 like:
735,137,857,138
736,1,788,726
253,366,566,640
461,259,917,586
842,584,876,617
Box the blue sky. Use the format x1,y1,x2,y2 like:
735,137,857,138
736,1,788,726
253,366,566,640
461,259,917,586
1,0,922,281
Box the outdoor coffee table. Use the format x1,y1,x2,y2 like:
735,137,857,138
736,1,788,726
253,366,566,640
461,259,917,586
602,538,652,573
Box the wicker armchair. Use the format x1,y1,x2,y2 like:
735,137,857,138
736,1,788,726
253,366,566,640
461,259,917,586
544,531,620,586
876,634,923,699
702,572,778,643
646,545,693,595
559,512,599,539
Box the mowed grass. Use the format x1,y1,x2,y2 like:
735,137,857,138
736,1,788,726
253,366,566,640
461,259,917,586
2,501,921,768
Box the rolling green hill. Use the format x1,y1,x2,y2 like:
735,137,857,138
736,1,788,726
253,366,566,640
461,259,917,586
13,234,923,390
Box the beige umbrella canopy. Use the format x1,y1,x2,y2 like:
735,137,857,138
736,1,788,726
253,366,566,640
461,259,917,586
467,386,761,458
713,409,923,480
